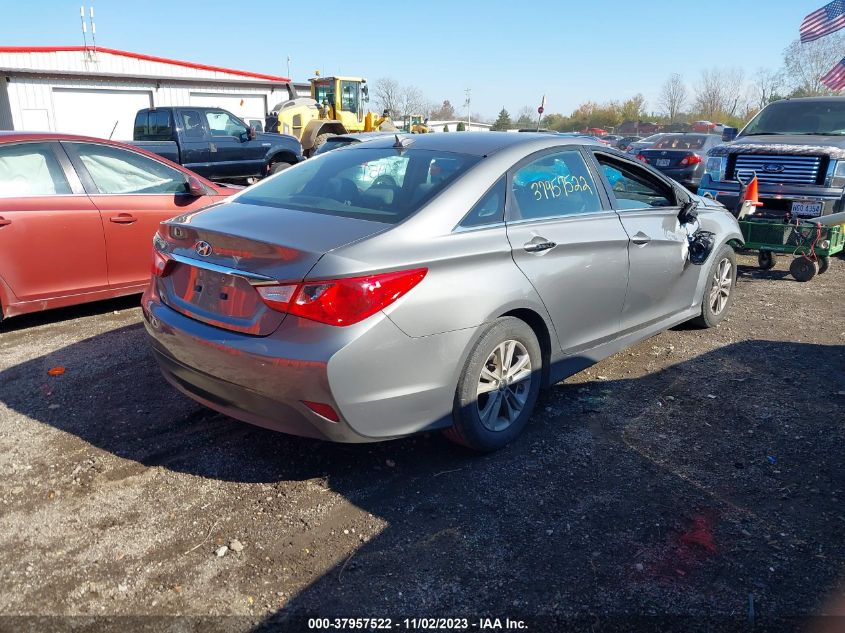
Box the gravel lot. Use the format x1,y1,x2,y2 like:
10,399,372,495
1,254,843,633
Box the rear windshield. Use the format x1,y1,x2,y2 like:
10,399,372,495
133,110,173,141
237,147,480,224
742,100,845,136
313,138,357,155
651,135,707,150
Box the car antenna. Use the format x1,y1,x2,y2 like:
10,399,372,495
393,134,414,150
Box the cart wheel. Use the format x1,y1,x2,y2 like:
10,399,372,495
789,256,818,282
817,256,830,274
757,250,776,270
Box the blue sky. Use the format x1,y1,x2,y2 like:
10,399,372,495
1,0,825,119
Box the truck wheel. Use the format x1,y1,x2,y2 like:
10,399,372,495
757,250,776,270
311,133,336,155
269,161,292,175
789,256,818,282
817,256,830,275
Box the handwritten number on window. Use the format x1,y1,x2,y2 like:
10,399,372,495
529,176,593,201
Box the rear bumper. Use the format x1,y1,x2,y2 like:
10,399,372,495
142,293,475,443
657,165,703,188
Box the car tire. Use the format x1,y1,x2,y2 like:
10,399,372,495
311,132,336,155
445,317,542,452
789,256,818,282
690,245,737,329
757,250,776,270
269,161,292,175
817,256,830,275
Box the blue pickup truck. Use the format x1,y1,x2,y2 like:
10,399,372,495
131,106,304,181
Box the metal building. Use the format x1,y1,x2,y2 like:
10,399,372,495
0,46,295,140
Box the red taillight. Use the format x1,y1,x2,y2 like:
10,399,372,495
301,400,340,422
636,153,649,163
256,268,427,326
151,250,173,277
679,154,703,167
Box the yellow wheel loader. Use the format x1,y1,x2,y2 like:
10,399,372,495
265,75,396,156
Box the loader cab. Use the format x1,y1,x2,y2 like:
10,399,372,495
310,76,368,130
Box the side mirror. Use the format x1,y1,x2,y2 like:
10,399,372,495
678,199,699,224
722,127,738,142
247,126,257,140
186,176,205,197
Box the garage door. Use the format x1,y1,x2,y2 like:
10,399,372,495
52,89,153,141
189,93,267,125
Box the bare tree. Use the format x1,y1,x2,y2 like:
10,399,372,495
398,85,427,118
722,68,747,118
430,100,457,120
373,77,401,117
783,34,845,95
752,67,784,109
658,73,687,122
694,68,726,120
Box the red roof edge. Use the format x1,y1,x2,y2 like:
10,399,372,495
0,46,290,83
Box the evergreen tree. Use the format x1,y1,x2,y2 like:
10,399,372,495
491,108,513,131
456,121,466,132
443,124,449,132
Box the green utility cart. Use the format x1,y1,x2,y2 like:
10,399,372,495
739,219,844,282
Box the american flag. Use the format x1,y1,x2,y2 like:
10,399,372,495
800,0,845,42
821,57,845,90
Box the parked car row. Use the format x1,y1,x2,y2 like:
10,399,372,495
2,115,745,453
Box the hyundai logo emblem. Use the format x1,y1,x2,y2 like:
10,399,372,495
195,240,213,257
763,163,785,173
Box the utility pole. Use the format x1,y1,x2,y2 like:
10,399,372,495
286,55,291,79
464,88,471,129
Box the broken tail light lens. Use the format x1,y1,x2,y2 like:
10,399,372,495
151,249,174,278
256,268,427,326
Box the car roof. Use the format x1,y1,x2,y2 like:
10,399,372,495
346,131,598,156
0,130,132,144
773,96,845,104
325,132,396,142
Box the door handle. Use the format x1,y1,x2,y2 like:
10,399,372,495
109,213,137,224
0,217,10,227
631,231,651,245
523,239,557,253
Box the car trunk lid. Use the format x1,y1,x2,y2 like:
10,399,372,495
155,201,389,335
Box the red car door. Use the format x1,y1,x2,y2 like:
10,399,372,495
61,141,221,290
0,141,108,306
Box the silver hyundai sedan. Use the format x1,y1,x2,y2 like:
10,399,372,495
143,133,742,451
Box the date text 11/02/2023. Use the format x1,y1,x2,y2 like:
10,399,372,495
307,617,528,630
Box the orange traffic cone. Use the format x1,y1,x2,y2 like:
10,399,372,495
745,176,763,207
737,175,763,219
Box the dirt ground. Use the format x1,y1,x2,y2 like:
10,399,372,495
0,253,843,633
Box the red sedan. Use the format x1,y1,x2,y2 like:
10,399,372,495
0,132,236,321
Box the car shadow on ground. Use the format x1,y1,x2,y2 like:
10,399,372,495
0,295,142,334
0,327,843,631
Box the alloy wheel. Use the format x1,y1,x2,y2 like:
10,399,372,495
476,340,533,432
709,257,733,315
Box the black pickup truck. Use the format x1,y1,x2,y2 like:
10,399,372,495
699,96,845,220
131,106,304,182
